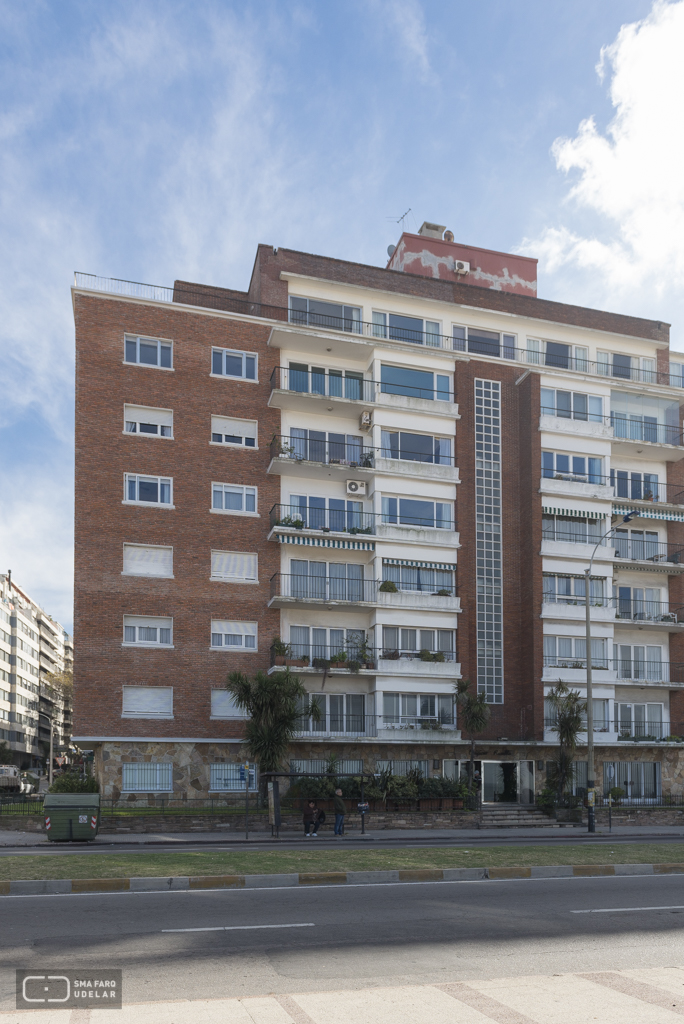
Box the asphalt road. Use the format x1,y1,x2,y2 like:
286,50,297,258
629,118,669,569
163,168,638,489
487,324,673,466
2,874,684,1009
3,827,684,857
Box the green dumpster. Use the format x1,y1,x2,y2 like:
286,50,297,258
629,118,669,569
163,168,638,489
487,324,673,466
43,793,100,842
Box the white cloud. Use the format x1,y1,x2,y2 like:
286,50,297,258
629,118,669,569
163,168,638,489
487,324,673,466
372,0,433,84
519,0,684,329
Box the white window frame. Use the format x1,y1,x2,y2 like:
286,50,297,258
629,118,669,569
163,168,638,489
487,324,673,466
122,762,173,791
210,763,257,791
210,415,258,449
211,348,258,381
124,334,173,370
122,616,173,648
211,482,258,516
121,687,174,720
124,474,174,508
210,551,258,583
210,620,258,651
210,690,249,719
373,310,442,345
452,324,517,358
123,405,173,439
122,544,174,579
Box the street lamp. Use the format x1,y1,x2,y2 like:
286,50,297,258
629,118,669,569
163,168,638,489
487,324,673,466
585,510,640,833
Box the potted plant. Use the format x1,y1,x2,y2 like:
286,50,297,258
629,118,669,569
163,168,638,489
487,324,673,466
609,786,624,806
271,636,291,665
286,654,310,667
419,648,435,662
330,650,348,669
347,660,361,673
379,580,398,593
436,589,451,596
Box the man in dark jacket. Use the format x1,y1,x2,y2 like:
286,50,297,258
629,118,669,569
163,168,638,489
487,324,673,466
333,789,346,836
303,800,319,837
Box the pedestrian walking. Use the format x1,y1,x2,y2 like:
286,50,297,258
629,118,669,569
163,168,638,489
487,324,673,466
303,800,318,837
333,788,346,836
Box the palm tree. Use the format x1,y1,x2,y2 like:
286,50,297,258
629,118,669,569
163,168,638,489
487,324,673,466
224,669,320,794
455,679,490,796
545,681,586,806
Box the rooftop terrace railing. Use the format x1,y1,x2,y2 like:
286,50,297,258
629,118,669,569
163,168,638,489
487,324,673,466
75,272,683,389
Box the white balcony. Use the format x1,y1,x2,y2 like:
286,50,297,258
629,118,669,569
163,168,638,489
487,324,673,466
539,413,614,441
376,589,461,613
539,477,613,502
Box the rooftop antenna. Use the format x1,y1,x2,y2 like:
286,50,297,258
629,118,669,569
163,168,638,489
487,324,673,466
396,208,412,231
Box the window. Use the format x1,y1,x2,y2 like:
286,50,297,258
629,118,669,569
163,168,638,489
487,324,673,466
288,559,366,602
289,626,366,661
290,296,361,333
610,470,661,502
124,335,172,369
121,687,173,719
288,429,368,466
211,483,257,514
123,616,173,647
452,325,516,359
382,562,455,594
610,391,681,445
211,348,257,380
614,704,665,740
286,363,368,401
542,515,604,545
290,758,363,774
380,365,452,401
613,528,662,561
211,620,257,649
286,496,365,533
211,551,258,583
124,405,173,437
374,312,441,346
375,759,429,777
381,430,452,465
603,760,661,797
122,544,173,578
211,691,249,719
210,763,257,790
210,415,257,448
381,496,452,529
670,361,684,388
382,626,454,658
297,692,367,734
543,575,605,604
543,635,607,668
614,643,664,681
541,451,602,483
540,388,604,422
382,693,454,725
124,474,172,505
598,352,657,383
616,586,666,622
122,761,173,790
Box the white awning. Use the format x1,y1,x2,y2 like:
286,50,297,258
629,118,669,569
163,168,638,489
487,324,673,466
613,504,684,523
542,506,605,520
382,558,457,570
275,533,375,551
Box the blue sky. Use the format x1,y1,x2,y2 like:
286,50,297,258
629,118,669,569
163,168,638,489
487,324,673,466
1,0,682,633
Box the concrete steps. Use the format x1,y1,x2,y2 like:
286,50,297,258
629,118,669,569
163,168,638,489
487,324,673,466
479,805,576,828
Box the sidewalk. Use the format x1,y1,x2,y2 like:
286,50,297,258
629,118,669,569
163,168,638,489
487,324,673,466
3,823,684,847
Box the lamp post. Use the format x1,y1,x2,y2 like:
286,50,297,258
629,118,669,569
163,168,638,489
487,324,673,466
585,510,640,833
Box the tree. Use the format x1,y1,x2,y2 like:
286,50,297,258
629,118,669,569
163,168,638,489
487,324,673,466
545,681,587,805
455,679,491,796
224,670,321,792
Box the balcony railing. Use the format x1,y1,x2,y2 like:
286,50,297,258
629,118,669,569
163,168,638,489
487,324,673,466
270,643,457,669
613,538,684,565
545,717,612,734
545,717,674,740
269,504,455,535
540,407,684,447
270,366,379,403
542,594,684,623
269,435,455,468
543,655,684,684
294,714,457,738
270,573,378,604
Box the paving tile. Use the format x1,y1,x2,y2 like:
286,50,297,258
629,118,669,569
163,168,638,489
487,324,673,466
292,983,494,1024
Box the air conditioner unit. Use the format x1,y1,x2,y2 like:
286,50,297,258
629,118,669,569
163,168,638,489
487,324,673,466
346,480,367,496
359,410,372,431
454,260,470,275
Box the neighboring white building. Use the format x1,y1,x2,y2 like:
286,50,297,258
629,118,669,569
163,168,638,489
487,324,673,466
0,573,73,768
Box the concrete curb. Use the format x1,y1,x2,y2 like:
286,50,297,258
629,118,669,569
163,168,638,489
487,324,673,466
2,862,683,895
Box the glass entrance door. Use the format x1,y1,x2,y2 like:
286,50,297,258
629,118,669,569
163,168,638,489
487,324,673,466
482,762,518,803
519,761,535,804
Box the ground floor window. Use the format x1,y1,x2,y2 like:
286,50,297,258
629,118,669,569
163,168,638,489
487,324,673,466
375,759,429,777
289,759,364,775
122,762,172,792
210,763,257,791
603,761,661,800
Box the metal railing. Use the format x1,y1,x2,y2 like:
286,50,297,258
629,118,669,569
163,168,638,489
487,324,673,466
269,503,455,534
610,476,684,506
613,538,684,565
294,714,457,738
270,366,378,403
270,643,457,669
542,594,684,623
544,717,674,740
270,573,378,604
545,717,613,734
543,656,684,684
269,434,455,468
540,407,684,447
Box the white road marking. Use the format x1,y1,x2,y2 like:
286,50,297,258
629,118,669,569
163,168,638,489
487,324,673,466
162,922,315,933
572,904,684,914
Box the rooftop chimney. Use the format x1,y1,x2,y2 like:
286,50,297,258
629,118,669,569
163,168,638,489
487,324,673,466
417,221,446,239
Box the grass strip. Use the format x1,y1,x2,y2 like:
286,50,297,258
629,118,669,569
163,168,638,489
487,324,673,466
0,842,683,881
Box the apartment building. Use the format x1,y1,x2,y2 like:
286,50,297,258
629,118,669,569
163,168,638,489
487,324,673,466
72,222,684,804
0,573,73,768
